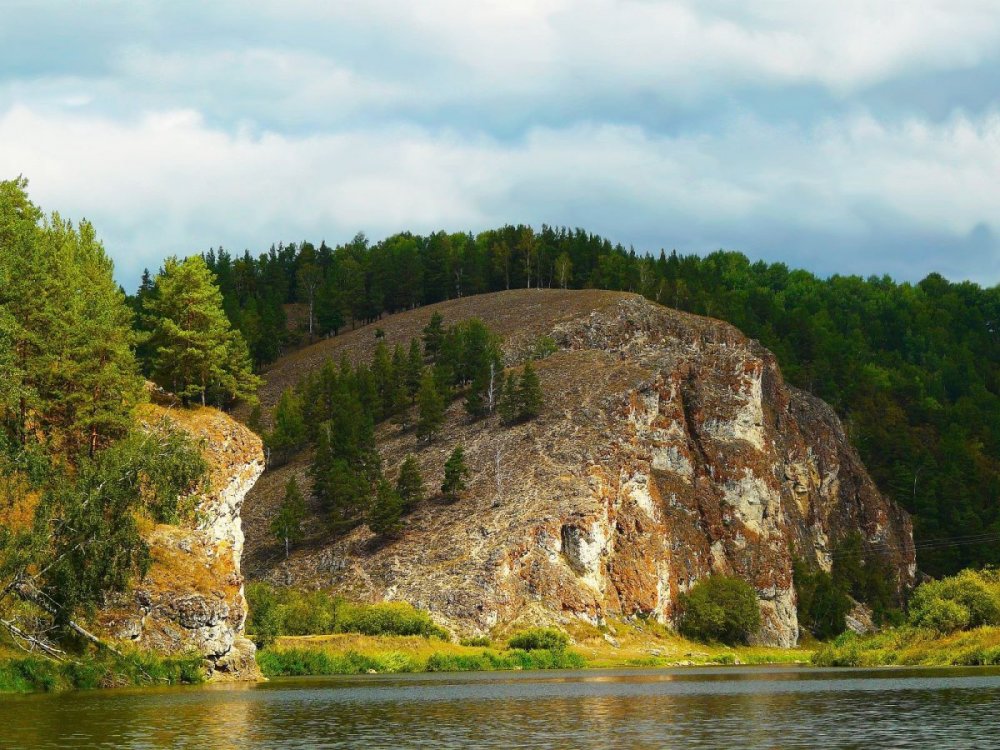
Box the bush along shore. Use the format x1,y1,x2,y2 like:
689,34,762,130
0,651,204,693
812,568,1000,667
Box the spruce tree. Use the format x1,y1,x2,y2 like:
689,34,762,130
271,477,306,558
147,255,260,407
498,371,520,425
267,387,307,462
406,338,424,398
518,361,543,421
396,455,425,511
416,368,445,443
441,445,469,502
369,479,404,538
422,312,445,360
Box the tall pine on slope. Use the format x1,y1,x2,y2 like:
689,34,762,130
272,477,306,558
145,255,260,408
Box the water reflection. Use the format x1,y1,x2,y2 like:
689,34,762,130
3,667,1000,749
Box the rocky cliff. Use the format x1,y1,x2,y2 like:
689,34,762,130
98,400,265,679
244,290,915,646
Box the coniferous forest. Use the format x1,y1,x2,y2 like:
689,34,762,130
154,226,1000,577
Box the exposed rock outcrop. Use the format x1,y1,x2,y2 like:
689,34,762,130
245,290,915,647
98,402,265,679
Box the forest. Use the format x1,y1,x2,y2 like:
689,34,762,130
154,224,999,577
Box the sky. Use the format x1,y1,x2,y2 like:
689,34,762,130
1,1,999,289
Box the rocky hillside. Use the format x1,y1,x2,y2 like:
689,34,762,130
97,398,265,679
243,290,915,646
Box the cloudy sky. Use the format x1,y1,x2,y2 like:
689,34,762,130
2,1,999,288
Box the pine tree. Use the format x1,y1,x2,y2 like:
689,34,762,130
416,368,445,443
369,479,404,538
271,477,306,558
498,371,520,425
518,361,543,421
267,387,307,462
422,312,445,360
441,445,469,502
406,338,424,399
0,179,143,457
396,455,425,511
147,255,260,408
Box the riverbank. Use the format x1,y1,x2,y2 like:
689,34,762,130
258,624,812,678
814,625,1000,667
0,650,204,693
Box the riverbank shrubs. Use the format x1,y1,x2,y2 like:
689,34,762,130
246,584,449,647
258,646,584,677
507,627,569,651
678,576,761,645
0,652,204,693
908,569,1000,633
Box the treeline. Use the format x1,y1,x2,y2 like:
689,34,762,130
266,313,543,550
175,226,997,576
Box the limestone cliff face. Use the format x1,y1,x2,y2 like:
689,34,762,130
246,290,915,647
98,402,265,679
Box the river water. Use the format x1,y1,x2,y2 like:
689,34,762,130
2,666,999,749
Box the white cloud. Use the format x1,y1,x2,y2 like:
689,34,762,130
1,103,996,285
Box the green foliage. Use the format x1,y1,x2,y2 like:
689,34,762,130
517,361,543,420
441,445,468,502
395,455,425,511
678,576,762,645
368,479,404,538
908,569,1000,633
459,636,492,647
258,646,584,677
245,583,449,642
0,652,204,693
26,423,206,622
829,533,901,624
532,335,558,359
266,387,307,463
0,177,143,458
422,312,445,359
271,477,306,558
507,627,569,651
145,255,260,408
258,648,418,677
337,601,449,638
793,558,852,640
416,368,445,443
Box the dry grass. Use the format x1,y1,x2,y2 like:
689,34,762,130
244,289,629,426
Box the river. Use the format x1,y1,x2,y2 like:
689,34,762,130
3,666,999,748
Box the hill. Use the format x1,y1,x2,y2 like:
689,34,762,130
242,289,915,646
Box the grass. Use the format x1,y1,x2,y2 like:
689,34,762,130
0,650,205,693
813,626,1000,667
257,617,813,678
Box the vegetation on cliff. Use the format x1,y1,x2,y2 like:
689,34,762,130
194,228,997,576
0,180,248,670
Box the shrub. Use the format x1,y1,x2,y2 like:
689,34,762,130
337,602,448,638
908,569,1000,633
793,559,852,640
507,627,569,651
678,576,761,645
460,636,491,647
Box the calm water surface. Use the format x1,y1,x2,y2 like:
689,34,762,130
3,666,1000,749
